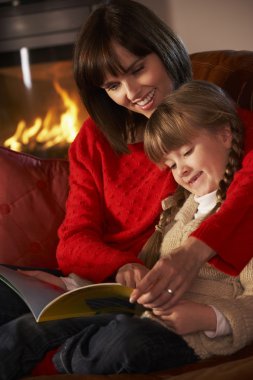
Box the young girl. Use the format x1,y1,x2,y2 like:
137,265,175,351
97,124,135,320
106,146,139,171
135,80,253,361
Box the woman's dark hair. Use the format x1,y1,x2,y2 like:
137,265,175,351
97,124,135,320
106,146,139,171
140,80,244,268
74,0,192,153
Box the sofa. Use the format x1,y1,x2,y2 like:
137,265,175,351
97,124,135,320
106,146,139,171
0,50,253,380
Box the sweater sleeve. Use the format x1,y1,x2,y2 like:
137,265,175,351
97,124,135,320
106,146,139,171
56,118,176,283
201,259,253,354
56,119,143,283
184,261,253,359
191,108,253,275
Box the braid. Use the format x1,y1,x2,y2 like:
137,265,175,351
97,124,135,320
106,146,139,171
216,120,244,204
139,187,189,268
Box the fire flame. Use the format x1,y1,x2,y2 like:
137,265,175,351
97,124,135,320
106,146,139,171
4,81,79,153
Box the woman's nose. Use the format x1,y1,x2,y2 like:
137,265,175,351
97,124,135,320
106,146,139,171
124,80,139,101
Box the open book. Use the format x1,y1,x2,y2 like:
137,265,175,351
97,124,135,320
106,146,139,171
0,265,142,323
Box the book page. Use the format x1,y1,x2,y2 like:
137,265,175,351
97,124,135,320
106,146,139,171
0,265,65,320
38,283,134,322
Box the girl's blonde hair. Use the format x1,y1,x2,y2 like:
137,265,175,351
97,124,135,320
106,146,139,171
141,80,244,268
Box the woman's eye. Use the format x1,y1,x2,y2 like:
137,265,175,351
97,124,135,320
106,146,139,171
103,82,120,91
170,163,176,170
107,83,119,91
132,65,144,75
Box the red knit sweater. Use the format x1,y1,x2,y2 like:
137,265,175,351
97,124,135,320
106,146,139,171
57,108,253,281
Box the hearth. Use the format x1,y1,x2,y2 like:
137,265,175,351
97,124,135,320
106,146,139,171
0,0,103,158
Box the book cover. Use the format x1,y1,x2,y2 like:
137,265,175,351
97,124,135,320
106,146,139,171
0,265,140,323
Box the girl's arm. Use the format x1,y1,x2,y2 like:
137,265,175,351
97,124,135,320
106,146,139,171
197,259,253,352
153,299,217,336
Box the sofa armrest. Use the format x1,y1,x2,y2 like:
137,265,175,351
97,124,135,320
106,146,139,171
0,146,69,268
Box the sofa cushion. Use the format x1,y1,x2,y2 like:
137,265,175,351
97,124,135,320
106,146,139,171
0,147,69,268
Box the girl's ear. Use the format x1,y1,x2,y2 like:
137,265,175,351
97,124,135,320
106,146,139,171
220,124,233,149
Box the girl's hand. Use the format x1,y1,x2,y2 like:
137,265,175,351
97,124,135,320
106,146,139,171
18,270,67,290
154,300,217,335
115,263,149,288
130,237,215,308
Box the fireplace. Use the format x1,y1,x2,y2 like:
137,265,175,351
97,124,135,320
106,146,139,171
0,0,103,158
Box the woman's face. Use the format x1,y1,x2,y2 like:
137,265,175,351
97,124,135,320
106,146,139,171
101,43,174,118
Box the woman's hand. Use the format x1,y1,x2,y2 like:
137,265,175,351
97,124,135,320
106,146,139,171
18,270,67,290
130,237,215,307
153,300,217,335
115,263,149,288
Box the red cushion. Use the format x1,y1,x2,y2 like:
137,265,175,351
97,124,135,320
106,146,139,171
0,147,69,268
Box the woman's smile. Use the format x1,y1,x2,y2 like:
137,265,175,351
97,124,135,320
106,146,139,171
133,89,156,111
102,43,174,118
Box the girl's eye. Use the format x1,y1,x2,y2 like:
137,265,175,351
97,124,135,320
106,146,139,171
170,163,176,170
184,148,193,157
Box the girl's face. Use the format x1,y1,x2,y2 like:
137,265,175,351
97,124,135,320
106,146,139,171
164,127,232,197
101,43,174,118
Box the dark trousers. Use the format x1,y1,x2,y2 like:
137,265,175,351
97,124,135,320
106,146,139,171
0,308,198,380
53,314,199,374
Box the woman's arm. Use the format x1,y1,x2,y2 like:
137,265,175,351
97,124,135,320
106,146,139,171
130,237,214,307
56,118,176,283
56,119,143,283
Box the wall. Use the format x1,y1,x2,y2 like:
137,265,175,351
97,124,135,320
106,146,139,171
137,0,253,53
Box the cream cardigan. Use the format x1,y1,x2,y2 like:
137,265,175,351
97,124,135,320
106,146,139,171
143,194,253,359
